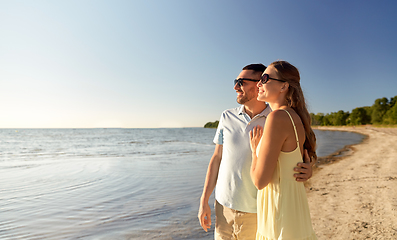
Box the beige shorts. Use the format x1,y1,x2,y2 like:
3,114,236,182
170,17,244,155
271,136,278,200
215,200,257,240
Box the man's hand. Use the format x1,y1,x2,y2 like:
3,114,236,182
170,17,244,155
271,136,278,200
294,149,313,182
198,201,212,232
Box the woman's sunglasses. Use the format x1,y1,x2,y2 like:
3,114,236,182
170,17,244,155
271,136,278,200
260,74,286,84
234,78,260,87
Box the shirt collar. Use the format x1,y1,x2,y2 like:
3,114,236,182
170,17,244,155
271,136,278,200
238,104,272,118
238,105,245,115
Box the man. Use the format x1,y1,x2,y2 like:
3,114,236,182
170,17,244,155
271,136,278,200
198,64,312,239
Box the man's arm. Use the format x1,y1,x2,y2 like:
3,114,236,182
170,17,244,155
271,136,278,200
294,149,313,182
198,144,223,232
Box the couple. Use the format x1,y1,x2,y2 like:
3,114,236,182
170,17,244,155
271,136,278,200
198,61,317,239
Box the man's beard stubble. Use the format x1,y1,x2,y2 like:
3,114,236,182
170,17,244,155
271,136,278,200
237,92,256,105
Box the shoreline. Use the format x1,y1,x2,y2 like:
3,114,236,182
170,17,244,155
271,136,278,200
306,126,397,238
312,126,369,171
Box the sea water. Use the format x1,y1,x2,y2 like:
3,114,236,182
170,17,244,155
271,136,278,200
0,128,364,239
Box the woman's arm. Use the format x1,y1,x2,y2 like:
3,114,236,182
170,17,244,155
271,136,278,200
250,110,289,190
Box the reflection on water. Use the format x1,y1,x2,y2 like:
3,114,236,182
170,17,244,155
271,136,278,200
0,128,364,239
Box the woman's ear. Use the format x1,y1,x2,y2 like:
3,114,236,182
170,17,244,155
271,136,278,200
281,82,289,92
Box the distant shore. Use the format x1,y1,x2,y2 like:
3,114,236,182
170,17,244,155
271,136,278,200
306,126,397,238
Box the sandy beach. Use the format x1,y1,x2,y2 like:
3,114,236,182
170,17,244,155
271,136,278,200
307,126,397,239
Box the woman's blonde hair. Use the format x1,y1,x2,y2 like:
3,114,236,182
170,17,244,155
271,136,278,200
270,60,317,162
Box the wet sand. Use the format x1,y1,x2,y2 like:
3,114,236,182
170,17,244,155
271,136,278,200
307,126,397,239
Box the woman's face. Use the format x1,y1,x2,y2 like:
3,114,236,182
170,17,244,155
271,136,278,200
257,65,284,102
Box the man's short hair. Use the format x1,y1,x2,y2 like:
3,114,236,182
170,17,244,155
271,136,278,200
242,63,267,74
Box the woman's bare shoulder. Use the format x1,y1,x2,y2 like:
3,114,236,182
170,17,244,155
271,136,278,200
267,109,291,121
266,109,292,128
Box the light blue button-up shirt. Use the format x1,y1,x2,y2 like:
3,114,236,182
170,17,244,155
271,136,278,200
214,104,272,213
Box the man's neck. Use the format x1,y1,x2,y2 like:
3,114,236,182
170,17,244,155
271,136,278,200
243,101,268,119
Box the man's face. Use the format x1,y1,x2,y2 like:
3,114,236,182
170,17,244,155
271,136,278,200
234,70,261,105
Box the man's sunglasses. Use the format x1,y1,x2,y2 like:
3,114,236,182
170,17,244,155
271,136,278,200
234,78,260,87
260,74,286,84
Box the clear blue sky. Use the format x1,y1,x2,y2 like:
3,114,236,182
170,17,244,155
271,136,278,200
1,0,397,128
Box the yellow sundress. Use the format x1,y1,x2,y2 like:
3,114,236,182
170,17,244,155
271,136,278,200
256,109,317,240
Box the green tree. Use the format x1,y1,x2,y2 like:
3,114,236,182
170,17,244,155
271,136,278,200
337,110,350,125
326,111,349,126
383,103,397,124
322,113,332,126
371,97,390,124
349,107,371,125
204,121,219,128
311,113,324,126
363,106,372,123
390,95,397,108
310,113,316,125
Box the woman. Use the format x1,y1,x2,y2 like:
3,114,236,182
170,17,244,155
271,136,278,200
249,60,317,239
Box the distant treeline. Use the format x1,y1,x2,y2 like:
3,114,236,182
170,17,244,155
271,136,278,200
311,95,397,126
205,95,397,128
204,121,219,128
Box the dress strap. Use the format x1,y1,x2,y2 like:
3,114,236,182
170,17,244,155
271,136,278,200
280,109,299,143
